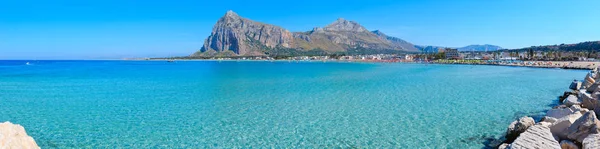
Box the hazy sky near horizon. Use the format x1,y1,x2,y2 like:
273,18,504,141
1,0,600,59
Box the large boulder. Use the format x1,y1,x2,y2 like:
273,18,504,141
0,122,40,149
561,90,579,103
549,112,583,140
571,80,583,90
567,111,600,142
564,95,583,107
547,107,575,119
570,105,588,114
508,125,561,149
560,140,580,149
583,134,600,149
506,116,535,142
581,92,599,110
583,73,596,89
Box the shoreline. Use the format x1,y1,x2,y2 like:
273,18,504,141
496,66,600,148
5,59,600,70
150,59,600,70
432,62,596,70
432,61,600,70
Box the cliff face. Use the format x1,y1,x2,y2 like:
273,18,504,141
194,11,418,57
199,10,294,56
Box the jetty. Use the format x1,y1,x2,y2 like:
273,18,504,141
498,66,600,148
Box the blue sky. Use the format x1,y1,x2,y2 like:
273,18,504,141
1,0,599,59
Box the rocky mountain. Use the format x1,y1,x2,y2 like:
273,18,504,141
458,44,502,52
193,10,419,57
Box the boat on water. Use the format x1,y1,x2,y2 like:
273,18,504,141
26,62,30,65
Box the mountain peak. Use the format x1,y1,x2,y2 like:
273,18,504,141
324,18,367,32
223,10,240,19
217,10,242,24
226,10,237,15
371,30,386,36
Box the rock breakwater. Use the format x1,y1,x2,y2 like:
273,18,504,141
499,67,600,148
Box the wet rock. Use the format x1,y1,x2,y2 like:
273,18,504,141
564,95,583,107
509,125,560,149
567,111,600,142
0,121,40,149
550,112,583,140
582,133,600,149
560,140,580,149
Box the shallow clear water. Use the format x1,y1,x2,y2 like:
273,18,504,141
0,60,587,148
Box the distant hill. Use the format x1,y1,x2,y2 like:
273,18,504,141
415,44,502,52
458,44,502,52
414,45,447,53
192,10,419,57
510,41,600,52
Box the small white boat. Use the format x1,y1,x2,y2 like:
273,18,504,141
26,62,30,65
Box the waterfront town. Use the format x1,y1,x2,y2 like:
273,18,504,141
155,48,600,69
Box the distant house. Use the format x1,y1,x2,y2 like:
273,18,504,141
445,49,459,59
404,54,414,61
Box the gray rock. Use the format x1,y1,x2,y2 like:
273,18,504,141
581,92,599,110
550,112,583,140
508,125,560,149
547,107,575,119
567,111,600,142
506,116,536,142
560,140,580,149
583,134,600,149
571,80,583,90
542,116,558,123
564,95,583,107
561,90,579,103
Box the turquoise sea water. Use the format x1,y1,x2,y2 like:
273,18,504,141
0,60,587,148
